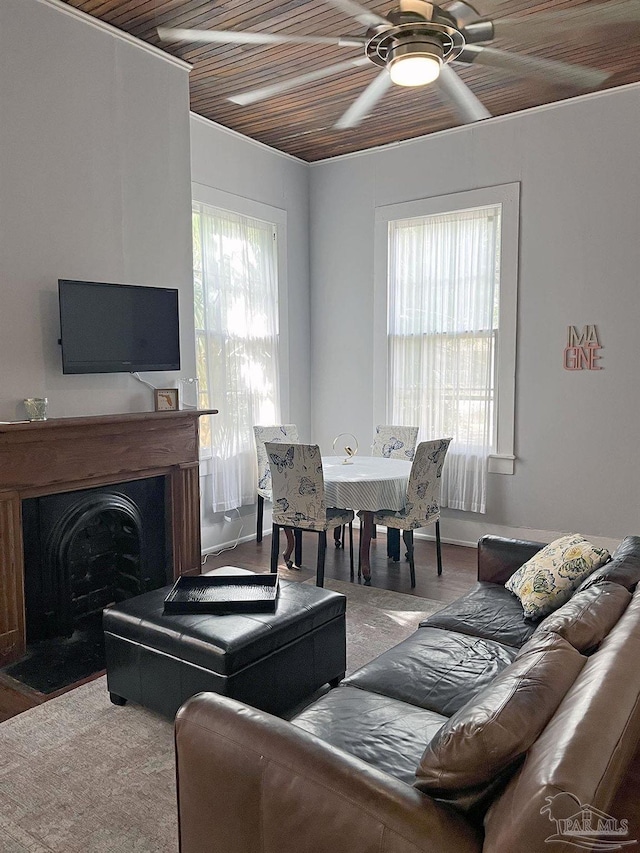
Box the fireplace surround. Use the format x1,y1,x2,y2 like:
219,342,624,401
0,410,216,666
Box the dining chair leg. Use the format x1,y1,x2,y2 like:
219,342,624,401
283,528,295,569
256,494,264,542
436,519,443,576
348,522,354,578
402,529,416,588
317,531,327,587
372,524,377,539
270,523,280,573
387,527,400,561
341,524,345,549
333,526,343,548
294,529,303,567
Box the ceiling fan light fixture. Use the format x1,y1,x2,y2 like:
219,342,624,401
389,53,442,86
388,37,444,86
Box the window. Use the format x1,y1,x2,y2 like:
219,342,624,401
192,196,283,512
374,185,519,514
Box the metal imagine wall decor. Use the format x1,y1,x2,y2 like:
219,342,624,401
563,325,603,371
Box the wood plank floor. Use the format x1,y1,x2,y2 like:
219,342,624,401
203,529,478,603
1,530,638,834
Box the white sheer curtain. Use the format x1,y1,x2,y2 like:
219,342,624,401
387,205,501,514
193,202,280,512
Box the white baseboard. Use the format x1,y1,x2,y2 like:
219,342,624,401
201,529,258,558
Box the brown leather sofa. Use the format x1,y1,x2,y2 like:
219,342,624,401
174,535,640,853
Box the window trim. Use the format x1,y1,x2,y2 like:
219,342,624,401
373,183,520,475
191,182,290,422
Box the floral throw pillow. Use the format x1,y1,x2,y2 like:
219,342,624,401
505,534,611,620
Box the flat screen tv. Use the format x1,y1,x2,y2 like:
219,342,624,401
58,280,180,374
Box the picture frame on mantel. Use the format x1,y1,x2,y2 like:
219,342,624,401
154,388,179,411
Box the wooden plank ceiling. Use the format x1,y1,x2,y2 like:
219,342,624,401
62,0,640,161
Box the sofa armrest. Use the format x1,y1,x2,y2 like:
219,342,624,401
477,535,546,585
175,692,482,853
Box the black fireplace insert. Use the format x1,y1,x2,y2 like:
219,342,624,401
5,477,170,693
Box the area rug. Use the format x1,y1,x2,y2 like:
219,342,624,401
0,582,442,853
320,578,443,673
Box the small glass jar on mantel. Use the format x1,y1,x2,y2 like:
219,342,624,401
178,378,200,410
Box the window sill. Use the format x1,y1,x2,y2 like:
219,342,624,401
488,454,515,475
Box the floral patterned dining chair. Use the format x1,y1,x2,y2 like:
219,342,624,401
265,442,354,587
371,425,419,550
371,425,419,461
373,438,452,587
253,424,299,543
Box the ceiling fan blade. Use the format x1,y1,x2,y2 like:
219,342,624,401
442,0,485,28
157,26,364,49
229,57,371,106
322,0,391,28
334,69,393,129
435,64,491,123
458,45,609,89
493,0,640,40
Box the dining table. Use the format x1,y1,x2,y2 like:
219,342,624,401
322,455,412,583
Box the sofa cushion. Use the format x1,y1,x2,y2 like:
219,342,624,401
534,581,631,654
292,685,447,786
421,583,540,648
414,632,586,813
576,535,640,592
505,534,610,620
344,627,518,717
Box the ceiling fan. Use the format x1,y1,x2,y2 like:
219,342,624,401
157,0,639,130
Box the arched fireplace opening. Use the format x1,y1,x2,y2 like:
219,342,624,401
22,476,169,645
46,492,144,638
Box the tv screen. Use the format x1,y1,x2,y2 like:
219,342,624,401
58,280,181,374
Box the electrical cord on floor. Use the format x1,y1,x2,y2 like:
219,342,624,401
201,507,244,562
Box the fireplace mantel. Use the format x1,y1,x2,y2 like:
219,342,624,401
0,410,216,666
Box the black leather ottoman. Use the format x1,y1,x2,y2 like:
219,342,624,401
103,572,347,718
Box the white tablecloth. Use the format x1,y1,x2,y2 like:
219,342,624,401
322,455,411,513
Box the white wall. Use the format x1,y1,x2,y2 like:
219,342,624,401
0,0,194,421
309,85,640,546
189,115,311,551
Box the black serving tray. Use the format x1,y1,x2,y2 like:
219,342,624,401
163,574,279,614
